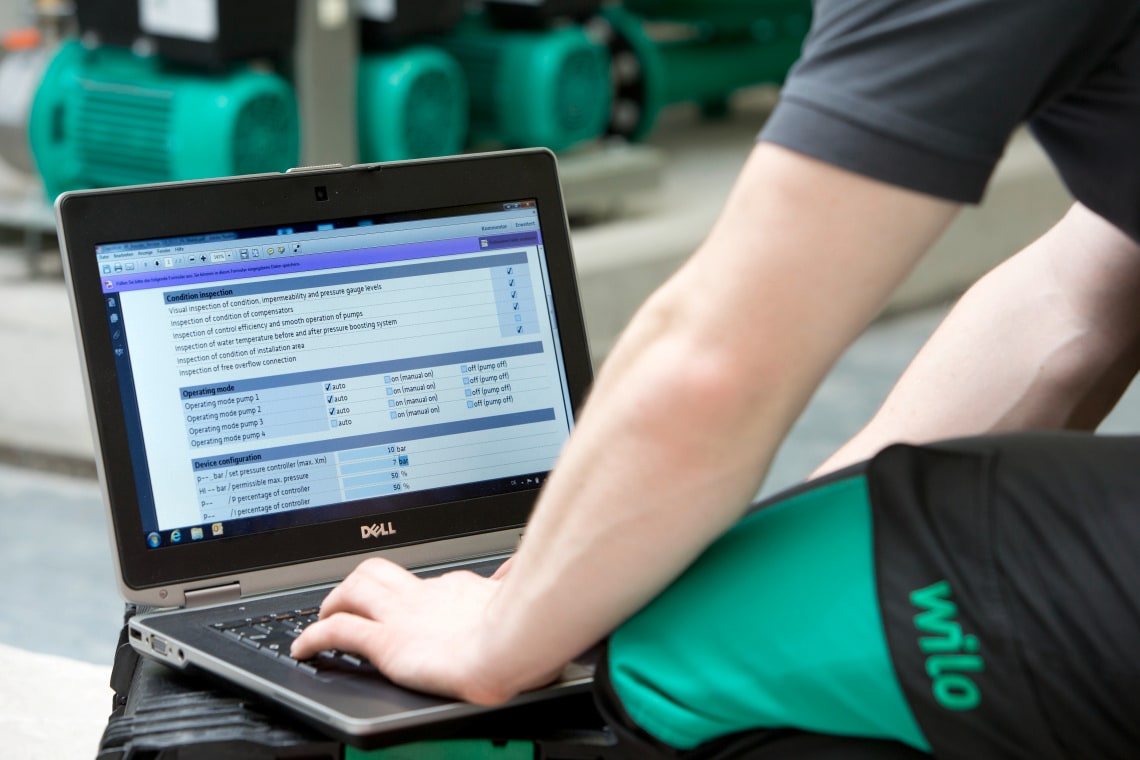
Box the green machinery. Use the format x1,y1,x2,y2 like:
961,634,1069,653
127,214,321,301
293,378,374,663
10,2,812,199
357,45,469,163
358,16,611,160
28,40,299,199
603,0,812,140
431,18,611,153
23,16,609,191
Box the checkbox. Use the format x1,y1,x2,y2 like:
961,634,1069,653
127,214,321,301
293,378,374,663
329,407,336,415
330,419,339,428
465,389,472,397
510,291,517,299
508,279,515,287
390,411,398,419
461,365,468,373
325,383,331,391
467,400,474,408
327,395,333,403
516,325,524,334
514,314,522,322
512,302,519,311
463,377,470,385
388,400,395,408
384,375,391,383
506,266,513,275
386,387,394,395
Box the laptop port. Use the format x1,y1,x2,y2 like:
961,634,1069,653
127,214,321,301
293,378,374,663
150,636,168,655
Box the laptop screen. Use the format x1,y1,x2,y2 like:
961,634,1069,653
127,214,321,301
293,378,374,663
94,200,574,550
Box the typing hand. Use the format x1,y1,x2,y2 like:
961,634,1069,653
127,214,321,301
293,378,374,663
290,557,553,704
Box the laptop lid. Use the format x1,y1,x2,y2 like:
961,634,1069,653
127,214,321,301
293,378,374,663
57,150,593,608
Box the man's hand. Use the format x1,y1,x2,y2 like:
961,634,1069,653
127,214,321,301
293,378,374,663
290,558,556,705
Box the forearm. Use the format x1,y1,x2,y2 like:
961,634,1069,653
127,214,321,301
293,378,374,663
816,203,1140,476
482,286,786,696
477,144,958,699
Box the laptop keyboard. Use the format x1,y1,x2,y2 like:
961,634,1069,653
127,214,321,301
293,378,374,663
212,607,375,676
207,556,506,676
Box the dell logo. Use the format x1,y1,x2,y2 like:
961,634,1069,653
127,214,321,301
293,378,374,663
360,522,397,539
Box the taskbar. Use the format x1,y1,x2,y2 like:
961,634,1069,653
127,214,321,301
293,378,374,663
143,470,549,549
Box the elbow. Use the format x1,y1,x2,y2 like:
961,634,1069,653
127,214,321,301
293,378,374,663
634,329,786,453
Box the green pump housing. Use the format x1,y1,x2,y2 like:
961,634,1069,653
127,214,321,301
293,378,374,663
434,18,611,153
604,1,812,140
357,45,468,163
29,40,299,199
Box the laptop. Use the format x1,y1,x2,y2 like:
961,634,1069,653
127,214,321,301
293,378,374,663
56,150,596,746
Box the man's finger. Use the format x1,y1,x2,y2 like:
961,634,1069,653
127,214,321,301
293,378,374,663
291,611,386,662
353,557,418,590
319,558,417,620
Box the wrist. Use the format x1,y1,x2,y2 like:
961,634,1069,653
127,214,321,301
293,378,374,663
460,579,563,705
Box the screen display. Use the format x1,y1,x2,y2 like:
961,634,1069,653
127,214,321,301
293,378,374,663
94,200,574,550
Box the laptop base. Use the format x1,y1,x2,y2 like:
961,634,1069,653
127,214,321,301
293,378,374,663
102,606,608,758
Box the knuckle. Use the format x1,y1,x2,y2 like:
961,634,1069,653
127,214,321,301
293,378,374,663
359,557,387,572
360,557,393,577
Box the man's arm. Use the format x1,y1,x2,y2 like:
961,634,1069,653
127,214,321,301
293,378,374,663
292,142,958,703
815,203,1140,476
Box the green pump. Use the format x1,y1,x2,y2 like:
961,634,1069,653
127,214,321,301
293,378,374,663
357,45,469,163
29,40,299,199
432,17,611,153
603,0,811,140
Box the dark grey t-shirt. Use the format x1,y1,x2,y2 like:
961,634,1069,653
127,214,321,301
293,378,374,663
760,0,1140,241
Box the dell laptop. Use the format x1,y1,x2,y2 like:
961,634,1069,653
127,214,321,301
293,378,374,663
56,150,595,746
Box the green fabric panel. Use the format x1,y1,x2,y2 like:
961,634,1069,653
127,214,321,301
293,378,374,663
609,476,930,752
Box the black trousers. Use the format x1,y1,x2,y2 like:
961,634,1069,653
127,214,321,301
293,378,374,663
594,433,1140,759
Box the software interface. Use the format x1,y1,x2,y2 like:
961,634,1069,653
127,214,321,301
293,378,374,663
95,202,575,548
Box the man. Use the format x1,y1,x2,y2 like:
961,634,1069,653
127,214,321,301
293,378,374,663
294,1,1140,755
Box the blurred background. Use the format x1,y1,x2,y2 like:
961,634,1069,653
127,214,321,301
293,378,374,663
0,0,1135,672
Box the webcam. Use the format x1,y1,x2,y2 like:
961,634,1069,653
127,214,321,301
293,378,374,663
314,185,328,202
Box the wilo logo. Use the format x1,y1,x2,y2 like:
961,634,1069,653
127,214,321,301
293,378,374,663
360,522,396,539
911,580,984,711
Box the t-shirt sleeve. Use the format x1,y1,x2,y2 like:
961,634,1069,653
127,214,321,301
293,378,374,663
759,0,1137,203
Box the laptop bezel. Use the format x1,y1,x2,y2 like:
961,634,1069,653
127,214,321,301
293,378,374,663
57,150,593,604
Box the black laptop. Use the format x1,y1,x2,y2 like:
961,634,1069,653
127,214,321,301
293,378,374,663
56,150,595,746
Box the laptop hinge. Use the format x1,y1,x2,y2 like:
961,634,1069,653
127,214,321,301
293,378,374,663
184,582,242,609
